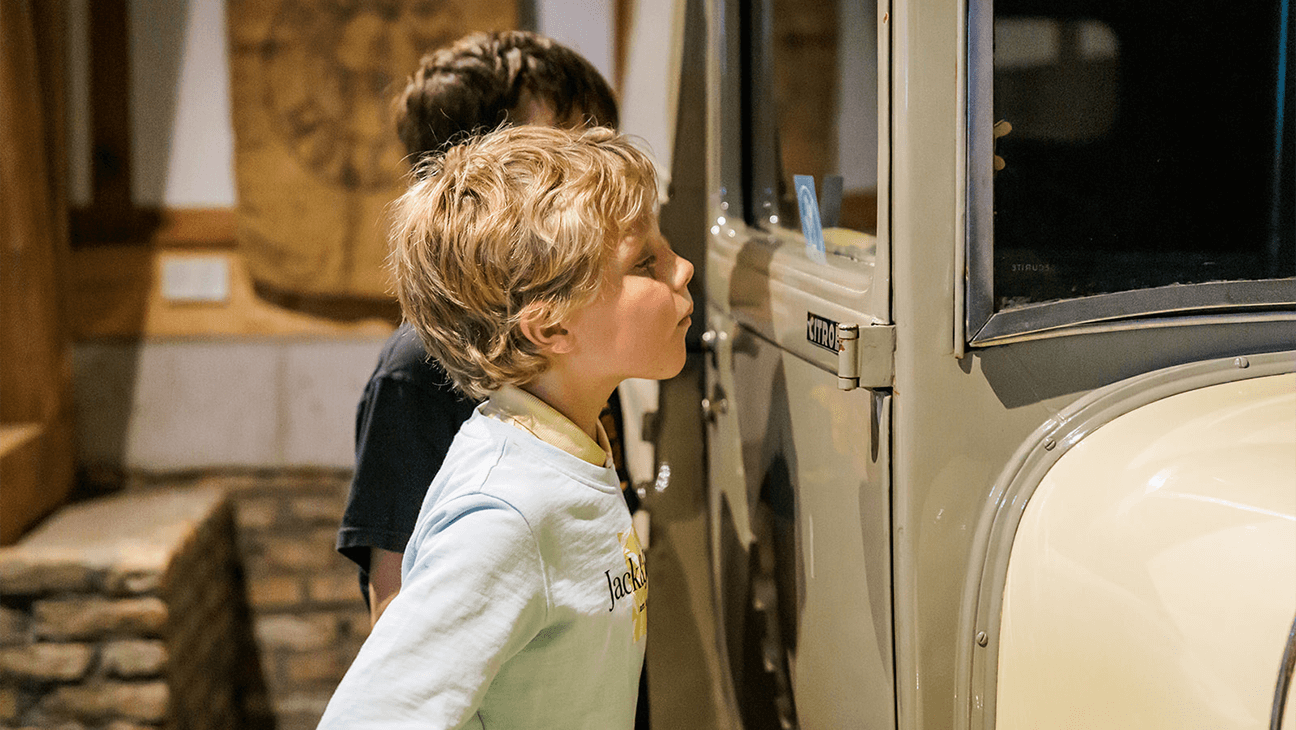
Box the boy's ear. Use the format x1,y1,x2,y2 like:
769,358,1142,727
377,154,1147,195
518,303,574,355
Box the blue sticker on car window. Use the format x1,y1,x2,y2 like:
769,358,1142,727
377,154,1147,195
794,175,827,264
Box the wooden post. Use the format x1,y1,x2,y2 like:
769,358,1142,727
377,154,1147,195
1,0,75,544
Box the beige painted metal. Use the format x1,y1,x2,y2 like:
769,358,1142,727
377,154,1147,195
699,0,1296,729
708,227,881,373
704,309,750,546
873,0,893,323
770,355,894,730
997,374,1296,730
888,0,1023,726
701,198,894,730
883,0,1296,727
648,359,738,730
718,315,896,728
698,0,895,718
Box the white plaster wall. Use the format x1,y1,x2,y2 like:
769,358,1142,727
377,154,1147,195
135,0,236,207
66,0,236,207
74,339,388,470
618,0,687,198
535,0,616,88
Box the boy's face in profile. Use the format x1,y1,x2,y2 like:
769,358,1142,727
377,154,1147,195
514,101,694,384
562,216,694,384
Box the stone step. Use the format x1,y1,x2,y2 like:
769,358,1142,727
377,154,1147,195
0,486,269,728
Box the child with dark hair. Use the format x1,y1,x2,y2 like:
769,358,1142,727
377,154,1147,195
337,31,632,625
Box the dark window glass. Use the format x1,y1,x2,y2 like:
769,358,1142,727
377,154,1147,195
991,2,1294,311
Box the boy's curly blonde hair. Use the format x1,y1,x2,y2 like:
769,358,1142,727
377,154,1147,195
390,125,659,400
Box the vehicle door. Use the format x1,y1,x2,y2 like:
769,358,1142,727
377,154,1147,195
702,1,896,727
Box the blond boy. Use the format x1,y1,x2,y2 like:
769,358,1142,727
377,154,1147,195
339,31,627,626
317,125,693,729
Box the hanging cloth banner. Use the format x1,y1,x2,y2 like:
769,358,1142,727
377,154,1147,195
226,0,515,299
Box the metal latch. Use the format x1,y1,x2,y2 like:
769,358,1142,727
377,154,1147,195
836,322,895,391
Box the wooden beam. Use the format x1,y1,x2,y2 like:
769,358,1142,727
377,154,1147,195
72,206,238,249
89,0,131,220
76,0,158,245
615,0,633,95
67,244,398,341
0,424,45,545
0,0,75,544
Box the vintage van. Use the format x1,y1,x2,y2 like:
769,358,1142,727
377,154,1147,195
660,0,1296,728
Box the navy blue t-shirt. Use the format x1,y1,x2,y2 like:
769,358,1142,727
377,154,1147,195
337,324,478,594
336,323,637,602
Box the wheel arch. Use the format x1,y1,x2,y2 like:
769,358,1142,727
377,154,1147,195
957,350,1296,730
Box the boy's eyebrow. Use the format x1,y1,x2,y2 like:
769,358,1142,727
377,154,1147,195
624,237,652,262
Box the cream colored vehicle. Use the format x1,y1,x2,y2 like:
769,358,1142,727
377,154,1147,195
691,0,1296,728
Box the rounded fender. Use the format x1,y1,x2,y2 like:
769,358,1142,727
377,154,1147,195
995,371,1295,729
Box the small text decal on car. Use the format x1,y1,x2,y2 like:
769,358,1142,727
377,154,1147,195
807,313,840,352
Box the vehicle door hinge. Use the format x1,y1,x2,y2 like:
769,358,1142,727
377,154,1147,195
836,322,895,391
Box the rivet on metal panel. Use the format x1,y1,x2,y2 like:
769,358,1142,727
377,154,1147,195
1044,439,1056,451
1236,357,1251,369
976,631,989,647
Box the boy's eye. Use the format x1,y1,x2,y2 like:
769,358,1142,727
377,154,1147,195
634,256,657,274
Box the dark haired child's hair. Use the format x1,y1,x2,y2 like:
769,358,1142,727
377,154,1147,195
394,30,620,160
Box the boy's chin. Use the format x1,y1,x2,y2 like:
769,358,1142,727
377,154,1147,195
659,351,689,380
625,342,689,382
633,357,687,383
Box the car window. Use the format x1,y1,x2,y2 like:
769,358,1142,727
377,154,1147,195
748,0,879,246
968,0,1294,338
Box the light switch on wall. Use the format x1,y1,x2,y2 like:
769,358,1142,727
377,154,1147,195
160,255,230,303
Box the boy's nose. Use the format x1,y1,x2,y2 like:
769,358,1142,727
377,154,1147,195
674,254,695,289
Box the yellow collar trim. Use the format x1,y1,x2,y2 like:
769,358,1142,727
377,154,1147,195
481,385,611,467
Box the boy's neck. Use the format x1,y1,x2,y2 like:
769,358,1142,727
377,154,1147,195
520,371,616,443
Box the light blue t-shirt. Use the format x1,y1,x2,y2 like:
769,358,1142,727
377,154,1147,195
318,410,648,729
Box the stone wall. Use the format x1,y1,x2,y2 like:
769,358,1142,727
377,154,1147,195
215,470,368,730
0,487,271,729
0,470,369,730
120,470,369,730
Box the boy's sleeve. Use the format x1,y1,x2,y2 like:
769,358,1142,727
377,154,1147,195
318,495,549,730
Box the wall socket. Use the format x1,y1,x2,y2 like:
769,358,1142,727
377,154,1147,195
160,255,230,303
